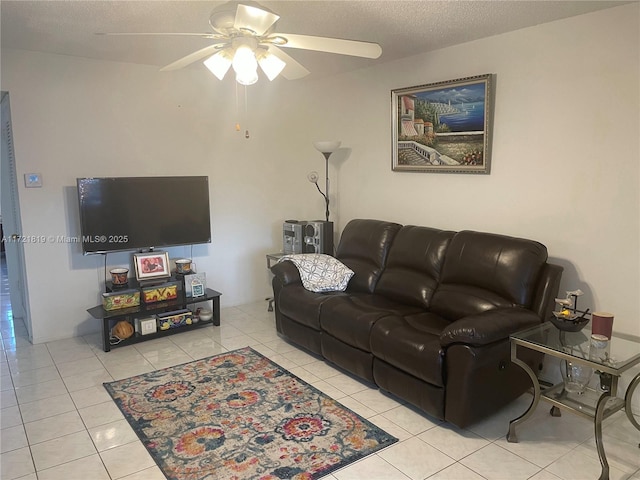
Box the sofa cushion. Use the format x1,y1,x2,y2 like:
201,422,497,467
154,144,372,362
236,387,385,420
277,285,342,330
375,226,454,309
280,254,354,293
336,219,402,294
430,284,517,320
370,312,450,387
320,294,422,351
431,230,548,320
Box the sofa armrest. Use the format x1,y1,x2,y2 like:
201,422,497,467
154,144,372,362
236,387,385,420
271,260,302,286
440,307,542,347
531,263,563,320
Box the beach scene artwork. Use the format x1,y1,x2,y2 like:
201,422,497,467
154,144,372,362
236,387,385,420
392,74,493,174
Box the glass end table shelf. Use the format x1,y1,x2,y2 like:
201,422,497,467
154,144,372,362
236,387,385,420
265,253,286,312
507,322,640,480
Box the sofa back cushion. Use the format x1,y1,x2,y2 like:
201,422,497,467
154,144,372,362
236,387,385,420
431,230,548,320
375,226,455,309
336,219,402,293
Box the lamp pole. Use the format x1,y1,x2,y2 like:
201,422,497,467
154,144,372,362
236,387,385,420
312,141,341,223
321,152,331,222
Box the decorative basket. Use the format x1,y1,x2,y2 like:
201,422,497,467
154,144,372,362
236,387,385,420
141,281,179,304
102,289,140,311
157,309,193,330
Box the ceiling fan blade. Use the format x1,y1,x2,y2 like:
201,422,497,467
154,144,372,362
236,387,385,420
267,46,310,80
276,33,382,59
160,43,227,71
234,4,280,36
96,32,218,38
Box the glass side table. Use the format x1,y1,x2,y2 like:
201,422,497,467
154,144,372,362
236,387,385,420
265,253,286,311
507,323,640,480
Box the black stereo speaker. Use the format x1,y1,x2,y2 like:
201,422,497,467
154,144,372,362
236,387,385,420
283,220,304,254
302,221,334,255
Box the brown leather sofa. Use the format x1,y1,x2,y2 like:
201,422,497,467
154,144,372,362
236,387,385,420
271,219,563,427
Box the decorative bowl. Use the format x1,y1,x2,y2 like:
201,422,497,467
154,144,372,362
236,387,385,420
175,258,192,274
549,312,589,332
110,268,129,286
198,308,213,322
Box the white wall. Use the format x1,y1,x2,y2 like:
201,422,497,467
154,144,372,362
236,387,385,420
0,50,322,342
283,4,640,336
1,3,638,343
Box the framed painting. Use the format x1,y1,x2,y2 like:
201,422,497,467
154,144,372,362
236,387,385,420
392,74,494,174
133,251,171,281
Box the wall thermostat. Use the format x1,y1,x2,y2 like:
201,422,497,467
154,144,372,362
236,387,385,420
24,173,42,188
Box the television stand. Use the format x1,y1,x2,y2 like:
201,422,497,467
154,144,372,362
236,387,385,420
87,287,222,352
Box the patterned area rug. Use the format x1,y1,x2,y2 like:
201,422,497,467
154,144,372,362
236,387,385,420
104,347,397,480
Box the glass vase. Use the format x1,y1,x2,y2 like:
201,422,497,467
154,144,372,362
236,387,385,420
561,359,593,394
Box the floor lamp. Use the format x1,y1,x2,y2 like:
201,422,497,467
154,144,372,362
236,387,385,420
310,141,341,222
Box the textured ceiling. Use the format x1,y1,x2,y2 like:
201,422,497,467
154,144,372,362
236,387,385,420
0,1,631,80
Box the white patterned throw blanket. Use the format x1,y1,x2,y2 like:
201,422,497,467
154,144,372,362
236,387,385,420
280,254,354,292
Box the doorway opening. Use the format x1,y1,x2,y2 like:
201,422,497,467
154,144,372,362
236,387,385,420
1,91,33,345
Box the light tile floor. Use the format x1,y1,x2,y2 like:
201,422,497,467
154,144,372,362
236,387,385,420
1,262,639,479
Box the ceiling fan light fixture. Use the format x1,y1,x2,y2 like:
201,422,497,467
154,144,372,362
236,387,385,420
145,3,382,84
258,51,286,81
235,70,259,86
232,44,259,85
203,51,232,80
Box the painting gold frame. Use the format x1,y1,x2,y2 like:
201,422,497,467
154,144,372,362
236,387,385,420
392,74,494,174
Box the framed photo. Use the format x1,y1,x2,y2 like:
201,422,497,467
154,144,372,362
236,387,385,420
133,251,170,281
184,272,207,297
392,74,493,174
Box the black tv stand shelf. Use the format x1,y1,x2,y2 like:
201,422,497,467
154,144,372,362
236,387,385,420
87,288,222,352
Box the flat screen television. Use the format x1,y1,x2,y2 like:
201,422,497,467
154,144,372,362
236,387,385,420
77,176,211,254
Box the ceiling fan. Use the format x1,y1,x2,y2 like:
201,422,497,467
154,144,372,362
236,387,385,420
100,1,382,85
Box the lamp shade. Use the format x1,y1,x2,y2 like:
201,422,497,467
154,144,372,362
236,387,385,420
313,141,341,153
203,51,232,80
258,52,286,81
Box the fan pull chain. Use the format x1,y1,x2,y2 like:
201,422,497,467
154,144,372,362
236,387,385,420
235,82,241,132
233,83,250,139
244,85,250,139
